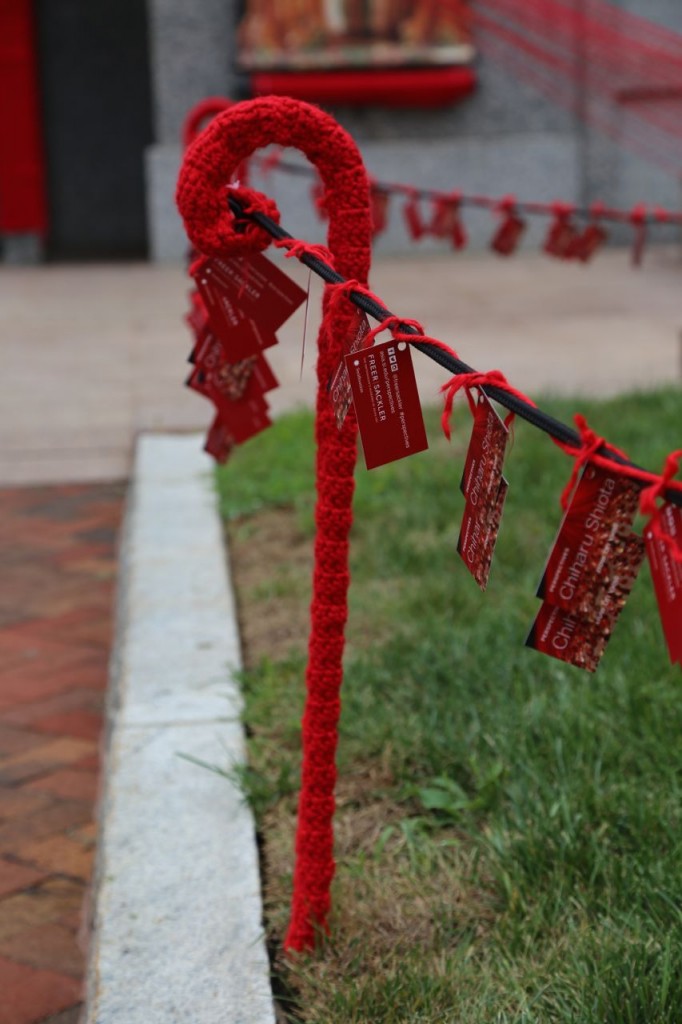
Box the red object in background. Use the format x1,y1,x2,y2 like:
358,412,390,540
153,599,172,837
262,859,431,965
0,0,47,234
251,66,476,108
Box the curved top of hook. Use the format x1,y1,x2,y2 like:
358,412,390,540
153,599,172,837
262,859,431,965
176,96,372,284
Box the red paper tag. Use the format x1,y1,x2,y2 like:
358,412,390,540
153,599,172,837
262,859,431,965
544,218,579,259
329,309,371,429
193,252,305,360
596,531,646,627
572,223,607,263
186,365,211,398
244,353,278,397
214,395,272,445
371,190,390,237
456,393,510,590
186,290,209,341
460,393,509,503
538,465,642,617
346,340,428,470
645,504,682,664
204,416,236,465
404,195,426,241
430,199,467,250
526,602,608,673
192,332,227,372
527,529,645,672
458,478,508,590
491,214,526,256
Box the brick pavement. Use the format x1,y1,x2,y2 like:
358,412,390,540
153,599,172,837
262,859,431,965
0,484,125,1024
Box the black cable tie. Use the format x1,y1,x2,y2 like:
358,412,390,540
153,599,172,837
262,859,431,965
226,193,682,509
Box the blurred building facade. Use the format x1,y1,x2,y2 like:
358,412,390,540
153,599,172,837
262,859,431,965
1,0,681,262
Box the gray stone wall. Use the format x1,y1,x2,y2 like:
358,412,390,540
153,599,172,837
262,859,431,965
146,0,681,261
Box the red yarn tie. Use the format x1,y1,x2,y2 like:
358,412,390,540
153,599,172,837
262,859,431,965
440,369,535,441
557,415,606,509
640,450,682,563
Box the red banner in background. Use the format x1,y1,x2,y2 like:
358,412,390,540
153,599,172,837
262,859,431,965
0,0,47,235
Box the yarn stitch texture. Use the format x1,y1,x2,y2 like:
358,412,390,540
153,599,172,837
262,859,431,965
176,96,373,951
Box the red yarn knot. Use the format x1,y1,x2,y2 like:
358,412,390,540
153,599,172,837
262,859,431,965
640,450,682,564
274,237,336,269
551,200,574,220
440,369,531,441
630,203,647,225
186,183,280,257
359,315,462,369
362,315,413,348
559,414,606,509
329,279,382,309
497,194,517,214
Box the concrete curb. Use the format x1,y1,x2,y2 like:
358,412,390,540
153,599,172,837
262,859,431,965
85,434,275,1024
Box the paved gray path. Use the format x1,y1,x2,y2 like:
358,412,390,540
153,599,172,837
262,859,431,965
86,434,275,1024
1,248,680,485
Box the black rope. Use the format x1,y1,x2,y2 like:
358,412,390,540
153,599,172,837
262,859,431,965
227,194,682,508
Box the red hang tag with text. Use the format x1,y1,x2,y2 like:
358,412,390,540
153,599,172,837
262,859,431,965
345,340,428,470
457,393,510,590
596,531,646,629
193,252,305,360
211,356,259,400
186,290,209,341
460,393,509,503
491,212,526,256
458,478,508,591
213,395,272,445
204,416,236,465
186,365,211,398
192,332,227,372
645,504,682,665
537,465,642,618
527,529,645,672
329,309,371,429
245,353,279,397
188,328,215,368
526,602,609,673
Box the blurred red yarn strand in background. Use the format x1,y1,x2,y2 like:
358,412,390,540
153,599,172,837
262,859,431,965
471,0,682,175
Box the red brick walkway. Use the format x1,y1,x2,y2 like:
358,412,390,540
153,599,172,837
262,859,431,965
0,483,125,1024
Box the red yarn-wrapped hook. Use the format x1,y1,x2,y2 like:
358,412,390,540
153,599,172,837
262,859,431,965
176,96,373,952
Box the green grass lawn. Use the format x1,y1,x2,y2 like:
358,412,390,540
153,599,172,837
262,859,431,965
218,388,682,1024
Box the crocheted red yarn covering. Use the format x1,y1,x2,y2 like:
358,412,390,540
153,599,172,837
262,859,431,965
176,96,372,952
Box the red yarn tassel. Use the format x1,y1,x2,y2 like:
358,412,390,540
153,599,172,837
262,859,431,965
544,202,578,259
403,188,426,240
430,192,467,250
630,204,647,266
491,196,526,255
370,184,390,237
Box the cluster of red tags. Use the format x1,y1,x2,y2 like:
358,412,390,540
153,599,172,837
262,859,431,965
184,249,681,674
184,251,307,462
442,390,682,673
394,193,608,263
310,179,654,266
